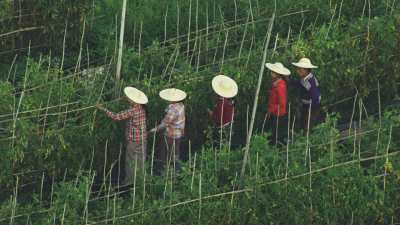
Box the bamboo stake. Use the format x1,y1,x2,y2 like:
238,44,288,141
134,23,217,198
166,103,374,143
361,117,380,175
74,18,86,73
229,172,238,223
150,123,157,176
348,92,358,136
190,152,197,191
212,30,221,64
241,12,275,177
139,21,143,57
102,140,109,191
12,42,30,149
304,103,311,166
238,12,250,62
358,99,362,166
187,0,192,59
117,144,122,189
234,0,238,23
189,37,197,65
195,0,199,35
7,54,18,81
337,0,344,25
286,103,291,178
196,32,202,72
205,3,209,63
245,35,254,68
60,203,67,225
220,30,229,72
164,6,168,45
142,168,146,225
60,22,67,71
132,21,136,50
132,155,138,210
9,176,18,225
116,0,127,80
162,45,178,79
0,26,44,38
168,48,180,83
39,172,44,206
198,172,202,225
50,175,55,207
176,1,180,45
375,81,382,170
383,125,392,193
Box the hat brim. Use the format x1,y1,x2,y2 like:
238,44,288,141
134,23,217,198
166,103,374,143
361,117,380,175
159,88,187,102
291,62,318,69
265,63,291,76
124,87,148,104
212,75,238,98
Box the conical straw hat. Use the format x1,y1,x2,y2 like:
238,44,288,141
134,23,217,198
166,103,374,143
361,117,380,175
159,88,187,102
265,62,291,76
211,75,238,98
292,58,318,69
124,87,148,104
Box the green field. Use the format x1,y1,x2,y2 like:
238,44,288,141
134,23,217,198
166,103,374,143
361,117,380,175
0,0,399,224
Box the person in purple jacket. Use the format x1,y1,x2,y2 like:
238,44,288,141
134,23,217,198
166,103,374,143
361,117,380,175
292,58,321,132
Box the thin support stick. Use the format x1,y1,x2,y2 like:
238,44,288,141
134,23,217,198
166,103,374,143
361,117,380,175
241,13,275,177
187,0,192,59
116,0,126,81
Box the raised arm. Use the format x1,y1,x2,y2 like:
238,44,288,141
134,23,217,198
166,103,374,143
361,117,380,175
104,108,135,121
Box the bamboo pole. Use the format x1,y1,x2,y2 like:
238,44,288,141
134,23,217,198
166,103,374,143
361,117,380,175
116,0,127,81
74,18,86,73
241,12,275,177
187,0,192,59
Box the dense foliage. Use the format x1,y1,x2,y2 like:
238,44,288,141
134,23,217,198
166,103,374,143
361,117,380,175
0,0,399,224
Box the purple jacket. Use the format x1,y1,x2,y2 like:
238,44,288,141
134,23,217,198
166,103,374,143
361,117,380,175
298,73,321,108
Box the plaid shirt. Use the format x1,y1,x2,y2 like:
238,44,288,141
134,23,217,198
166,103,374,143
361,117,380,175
105,105,147,143
158,103,185,139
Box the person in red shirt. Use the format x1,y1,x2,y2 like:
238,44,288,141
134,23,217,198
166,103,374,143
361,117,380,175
96,87,148,185
265,63,290,146
208,75,238,150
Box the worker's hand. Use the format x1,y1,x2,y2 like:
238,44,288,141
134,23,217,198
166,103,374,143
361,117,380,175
96,103,105,111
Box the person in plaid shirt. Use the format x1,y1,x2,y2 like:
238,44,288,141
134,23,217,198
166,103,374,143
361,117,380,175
150,88,186,171
97,87,148,185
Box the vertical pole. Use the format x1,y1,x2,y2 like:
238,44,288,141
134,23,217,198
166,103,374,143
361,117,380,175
241,13,275,177
116,0,127,80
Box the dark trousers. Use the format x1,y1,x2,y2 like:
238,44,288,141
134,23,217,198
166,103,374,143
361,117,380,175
159,136,182,171
267,114,288,146
124,140,146,185
301,104,321,132
212,124,233,149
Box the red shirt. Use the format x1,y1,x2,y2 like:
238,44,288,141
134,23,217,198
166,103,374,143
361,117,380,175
212,98,235,128
268,79,287,116
105,104,147,143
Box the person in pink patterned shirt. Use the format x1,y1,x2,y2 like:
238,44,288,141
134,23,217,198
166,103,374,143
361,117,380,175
150,88,186,171
97,87,148,185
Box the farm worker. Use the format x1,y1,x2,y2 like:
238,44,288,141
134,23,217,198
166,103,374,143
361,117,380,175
208,75,238,149
96,87,148,185
291,58,321,132
264,62,290,146
150,88,186,171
